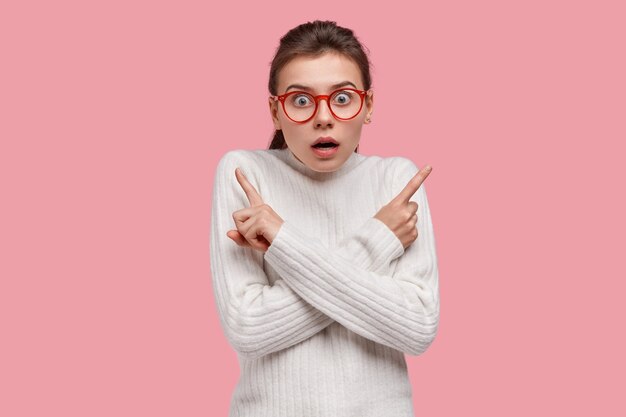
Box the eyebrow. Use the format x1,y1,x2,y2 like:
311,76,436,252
285,81,358,93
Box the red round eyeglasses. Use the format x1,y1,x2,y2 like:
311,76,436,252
270,88,372,124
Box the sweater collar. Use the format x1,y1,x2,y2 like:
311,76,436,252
280,147,362,180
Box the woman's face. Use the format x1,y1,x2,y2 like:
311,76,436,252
269,52,374,172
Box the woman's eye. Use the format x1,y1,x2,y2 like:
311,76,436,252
292,94,312,106
333,91,353,105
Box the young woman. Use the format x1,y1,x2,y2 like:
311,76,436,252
210,20,439,417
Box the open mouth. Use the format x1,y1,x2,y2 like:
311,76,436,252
312,142,339,149
311,141,340,157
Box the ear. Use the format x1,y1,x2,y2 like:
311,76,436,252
364,89,374,123
268,98,281,130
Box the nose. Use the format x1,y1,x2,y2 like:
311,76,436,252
313,97,334,127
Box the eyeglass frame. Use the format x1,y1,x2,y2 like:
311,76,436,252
269,87,372,124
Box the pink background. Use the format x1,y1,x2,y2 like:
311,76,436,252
2,0,624,415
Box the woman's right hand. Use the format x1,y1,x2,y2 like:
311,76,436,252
373,165,432,250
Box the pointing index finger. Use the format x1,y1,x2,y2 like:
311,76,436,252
394,165,432,203
235,167,264,206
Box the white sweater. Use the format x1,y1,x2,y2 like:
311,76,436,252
209,147,440,417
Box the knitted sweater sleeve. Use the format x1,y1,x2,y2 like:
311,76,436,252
263,157,440,356
209,151,405,359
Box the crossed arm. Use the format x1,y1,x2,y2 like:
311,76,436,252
209,152,439,360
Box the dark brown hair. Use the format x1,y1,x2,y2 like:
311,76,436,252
267,20,373,153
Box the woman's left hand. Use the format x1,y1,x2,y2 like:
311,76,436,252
226,167,284,252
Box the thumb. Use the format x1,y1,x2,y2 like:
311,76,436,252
226,230,251,247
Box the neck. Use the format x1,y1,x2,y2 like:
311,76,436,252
280,147,362,180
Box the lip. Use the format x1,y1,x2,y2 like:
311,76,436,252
312,136,339,146
311,144,340,158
